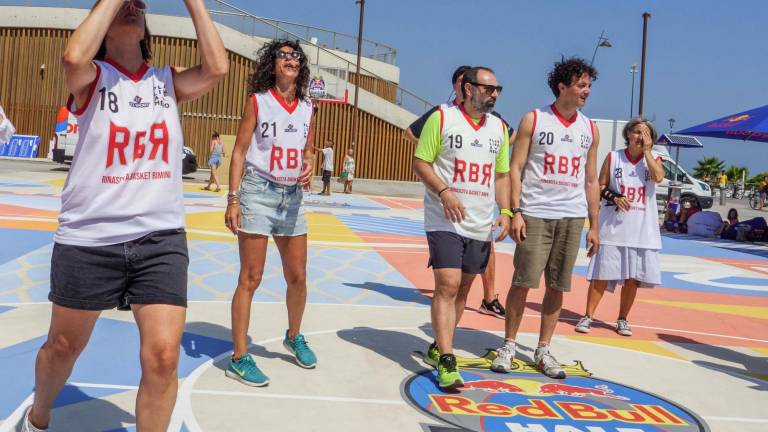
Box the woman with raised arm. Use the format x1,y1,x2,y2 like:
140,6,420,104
19,1,227,431
225,39,316,387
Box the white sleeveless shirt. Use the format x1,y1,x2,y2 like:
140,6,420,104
521,105,594,219
424,105,507,241
244,89,313,185
598,149,662,250
55,59,184,246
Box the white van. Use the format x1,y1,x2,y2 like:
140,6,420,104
51,108,78,164
593,119,713,209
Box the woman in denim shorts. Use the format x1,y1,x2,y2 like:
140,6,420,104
224,40,317,387
20,1,228,431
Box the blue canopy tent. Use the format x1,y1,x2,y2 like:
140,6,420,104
675,105,768,143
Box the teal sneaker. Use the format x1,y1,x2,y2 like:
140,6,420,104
425,341,440,367
283,331,317,368
225,353,269,387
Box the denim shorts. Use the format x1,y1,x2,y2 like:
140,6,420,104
239,174,307,236
50,229,188,311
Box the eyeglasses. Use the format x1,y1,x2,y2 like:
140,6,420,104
470,82,503,95
274,50,304,61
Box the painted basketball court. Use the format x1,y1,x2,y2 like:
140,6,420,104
0,167,766,431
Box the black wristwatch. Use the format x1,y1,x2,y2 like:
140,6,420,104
511,207,524,215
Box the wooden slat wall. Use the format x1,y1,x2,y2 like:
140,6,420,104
348,71,397,103
0,27,415,181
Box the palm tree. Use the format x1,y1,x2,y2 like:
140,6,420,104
725,165,748,184
693,156,725,181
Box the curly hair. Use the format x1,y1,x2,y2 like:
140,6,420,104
547,57,597,97
249,39,310,100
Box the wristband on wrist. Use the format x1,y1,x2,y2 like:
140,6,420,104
500,208,514,218
437,187,449,197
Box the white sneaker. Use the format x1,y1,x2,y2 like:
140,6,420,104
490,343,516,372
575,316,592,333
534,346,565,379
616,319,633,336
17,406,47,432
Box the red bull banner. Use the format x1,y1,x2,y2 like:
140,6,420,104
404,368,708,431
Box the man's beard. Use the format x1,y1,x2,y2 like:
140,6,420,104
471,91,495,114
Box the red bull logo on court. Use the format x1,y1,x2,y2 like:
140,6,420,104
404,369,708,432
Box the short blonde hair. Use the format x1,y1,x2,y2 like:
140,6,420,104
622,117,658,146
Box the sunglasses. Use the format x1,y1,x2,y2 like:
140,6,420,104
470,82,503,95
124,0,147,11
274,50,304,61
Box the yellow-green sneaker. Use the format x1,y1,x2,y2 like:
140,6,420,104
425,341,440,367
437,354,463,390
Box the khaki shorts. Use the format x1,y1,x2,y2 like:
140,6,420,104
512,214,584,292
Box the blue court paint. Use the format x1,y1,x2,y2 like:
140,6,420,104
0,179,49,188
0,195,61,211
574,265,768,297
0,229,52,266
337,214,424,236
0,319,233,419
0,305,14,314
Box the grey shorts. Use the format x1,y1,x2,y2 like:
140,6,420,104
426,231,491,274
512,214,584,292
50,229,189,311
322,170,332,183
239,174,307,236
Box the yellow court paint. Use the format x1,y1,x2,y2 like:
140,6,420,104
44,178,66,188
639,299,768,320
568,335,688,361
751,347,768,356
307,213,367,248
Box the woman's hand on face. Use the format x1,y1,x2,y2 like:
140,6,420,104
641,126,654,152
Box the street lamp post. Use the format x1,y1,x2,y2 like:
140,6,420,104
630,64,637,118
350,0,366,150
590,30,612,66
668,117,675,133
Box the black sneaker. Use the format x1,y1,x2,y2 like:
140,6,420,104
479,295,506,318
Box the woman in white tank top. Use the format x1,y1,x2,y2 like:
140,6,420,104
23,1,228,431
224,40,317,386
576,118,665,337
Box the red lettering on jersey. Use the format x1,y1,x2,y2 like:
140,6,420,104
638,186,646,204
453,157,466,182
544,152,556,175
270,146,284,171
571,157,581,177
133,131,147,160
481,163,492,186
287,148,300,169
558,156,569,174
627,187,636,202
107,122,130,168
469,163,479,182
148,122,169,163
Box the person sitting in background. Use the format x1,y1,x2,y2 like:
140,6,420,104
0,104,15,144
664,200,700,233
759,175,768,210
687,209,724,237
716,208,739,239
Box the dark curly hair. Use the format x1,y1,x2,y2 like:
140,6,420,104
547,57,597,97
249,39,309,100
92,0,152,61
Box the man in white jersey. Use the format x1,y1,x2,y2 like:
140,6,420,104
406,65,515,321
413,66,511,389
20,1,228,431
492,57,600,379
317,138,334,195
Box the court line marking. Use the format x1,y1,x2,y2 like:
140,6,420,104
0,302,765,344
701,416,768,423
190,389,407,405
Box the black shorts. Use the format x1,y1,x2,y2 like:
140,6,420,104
426,231,491,274
322,170,332,183
50,229,189,311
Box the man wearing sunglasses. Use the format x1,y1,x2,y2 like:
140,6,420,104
406,66,514,323
491,57,601,379
413,66,511,389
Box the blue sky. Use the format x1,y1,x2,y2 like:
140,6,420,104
220,0,767,176
5,0,766,175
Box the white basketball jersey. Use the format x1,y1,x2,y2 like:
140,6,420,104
244,89,313,185
55,59,184,246
424,105,507,241
521,105,594,219
598,149,662,249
